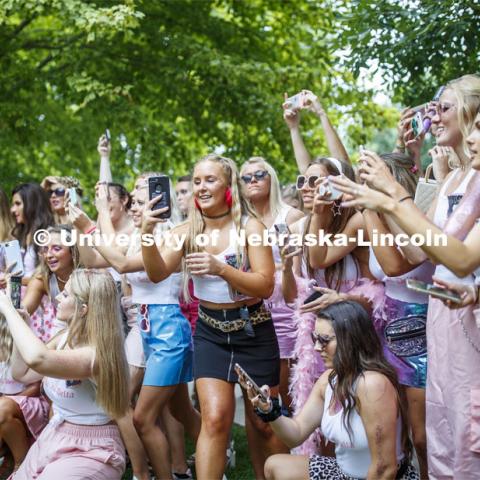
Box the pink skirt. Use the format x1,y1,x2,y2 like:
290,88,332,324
426,298,480,479
9,395,50,439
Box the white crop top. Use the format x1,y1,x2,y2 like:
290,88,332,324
433,169,475,285
125,270,182,305
369,247,434,304
42,333,110,425
0,361,25,395
191,221,252,304
321,380,404,478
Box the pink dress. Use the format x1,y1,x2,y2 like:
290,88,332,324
426,169,480,479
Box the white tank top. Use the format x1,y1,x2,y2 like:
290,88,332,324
321,380,404,478
0,361,25,395
126,270,182,305
192,220,252,304
269,205,292,264
42,333,111,425
369,247,434,303
433,168,475,285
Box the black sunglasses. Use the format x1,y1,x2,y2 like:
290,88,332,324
296,175,319,190
49,188,66,197
310,332,336,348
241,170,269,184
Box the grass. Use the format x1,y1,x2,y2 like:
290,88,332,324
122,423,254,480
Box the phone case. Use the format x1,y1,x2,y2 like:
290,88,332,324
148,176,171,219
406,279,461,303
224,254,249,302
2,240,24,276
10,276,22,308
234,363,268,401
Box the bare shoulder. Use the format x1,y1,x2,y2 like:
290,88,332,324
244,216,266,234
313,369,333,400
356,371,396,402
171,222,189,236
286,207,305,225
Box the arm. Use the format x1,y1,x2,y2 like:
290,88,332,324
98,134,113,183
21,275,46,315
258,370,329,448
357,372,400,480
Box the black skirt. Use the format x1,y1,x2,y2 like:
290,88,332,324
193,304,280,387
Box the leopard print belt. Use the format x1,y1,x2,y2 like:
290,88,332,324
198,303,271,333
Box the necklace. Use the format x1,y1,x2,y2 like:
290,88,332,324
202,210,231,219
56,274,68,284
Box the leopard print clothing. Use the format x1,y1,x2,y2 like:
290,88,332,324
308,455,420,480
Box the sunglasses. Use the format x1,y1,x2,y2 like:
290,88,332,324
241,170,269,184
139,303,150,333
296,175,319,190
311,332,336,349
49,188,66,197
437,103,455,115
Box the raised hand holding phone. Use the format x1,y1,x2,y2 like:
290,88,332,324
234,363,271,408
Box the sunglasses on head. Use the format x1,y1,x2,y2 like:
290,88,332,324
310,332,336,348
241,170,269,184
296,175,319,190
49,188,66,197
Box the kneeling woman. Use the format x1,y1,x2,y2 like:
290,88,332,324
0,269,129,479
242,301,418,480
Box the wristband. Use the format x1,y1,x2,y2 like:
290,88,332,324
254,397,282,423
398,195,413,203
84,225,96,235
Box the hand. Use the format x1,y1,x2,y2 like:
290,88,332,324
67,203,94,233
312,178,334,214
400,107,426,159
358,150,398,194
329,175,392,212
141,196,169,234
97,134,111,158
280,245,302,271
428,146,455,182
0,288,14,314
300,89,324,116
236,370,272,412
185,252,224,276
0,272,6,290
432,276,478,310
300,286,346,313
282,92,301,130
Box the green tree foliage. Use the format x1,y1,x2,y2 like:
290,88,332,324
338,0,480,104
0,0,389,198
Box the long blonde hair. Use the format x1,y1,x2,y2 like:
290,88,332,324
183,154,257,299
0,314,13,365
0,188,14,242
67,269,129,419
240,156,288,219
446,74,480,157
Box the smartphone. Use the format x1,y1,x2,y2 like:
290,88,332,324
234,363,269,402
411,110,425,138
2,240,24,276
10,276,22,309
68,187,78,206
406,279,462,303
105,128,111,143
285,93,304,111
224,254,248,301
148,176,171,218
318,179,342,201
303,290,324,305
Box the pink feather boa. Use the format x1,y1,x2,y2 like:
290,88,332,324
289,277,385,455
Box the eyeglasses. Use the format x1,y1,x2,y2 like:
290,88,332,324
241,170,269,184
49,188,66,197
139,303,150,333
311,332,336,349
296,175,319,190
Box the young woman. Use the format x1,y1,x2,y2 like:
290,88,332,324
240,156,304,414
331,74,480,479
0,269,129,479
40,176,83,224
70,175,198,480
141,154,285,479
240,301,418,480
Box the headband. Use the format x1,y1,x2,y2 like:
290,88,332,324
326,157,343,175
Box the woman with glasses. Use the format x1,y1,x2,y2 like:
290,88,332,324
41,176,83,225
70,174,198,480
330,75,480,479
0,269,129,479
240,157,304,416
141,154,285,479
240,301,418,480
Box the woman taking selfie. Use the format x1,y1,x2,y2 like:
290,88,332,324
240,301,418,480
0,269,129,479
142,154,285,479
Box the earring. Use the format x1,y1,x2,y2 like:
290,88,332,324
332,202,342,217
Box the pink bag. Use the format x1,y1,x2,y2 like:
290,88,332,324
471,389,480,453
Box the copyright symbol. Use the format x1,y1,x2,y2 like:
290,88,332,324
33,229,51,247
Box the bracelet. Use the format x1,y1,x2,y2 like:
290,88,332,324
84,225,96,235
398,195,413,203
254,397,282,423
396,143,405,151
